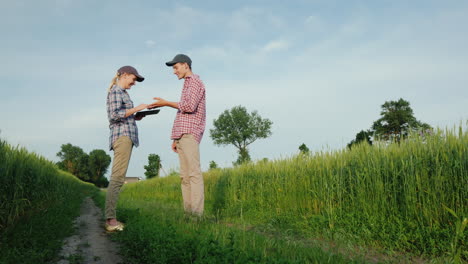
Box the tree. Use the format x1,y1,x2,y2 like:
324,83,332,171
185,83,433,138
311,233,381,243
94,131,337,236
57,144,111,186
209,161,218,170
144,154,161,179
56,143,89,180
299,143,310,155
234,148,251,166
347,130,373,149
210,105,273,165
95,176,109,188
88,149,111,184
348,98,432,148
372,98,431,143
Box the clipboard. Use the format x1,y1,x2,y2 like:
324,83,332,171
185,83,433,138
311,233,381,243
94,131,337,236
135,109,160,118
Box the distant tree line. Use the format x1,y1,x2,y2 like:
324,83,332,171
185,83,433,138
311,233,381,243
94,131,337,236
196,99,431,170
56,143,110,187
298,98,432,155
348,98,432,148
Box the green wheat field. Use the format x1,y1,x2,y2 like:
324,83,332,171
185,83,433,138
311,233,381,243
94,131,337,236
0,125,466,263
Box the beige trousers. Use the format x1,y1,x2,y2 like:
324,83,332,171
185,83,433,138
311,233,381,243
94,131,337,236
176,134,204,216
105,136,133,219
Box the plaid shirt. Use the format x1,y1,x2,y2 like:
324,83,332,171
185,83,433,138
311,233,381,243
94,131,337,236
107,85,139,150
171,74,206,143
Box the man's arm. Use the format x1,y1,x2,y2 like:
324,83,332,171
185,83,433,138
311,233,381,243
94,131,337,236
148,97,179,109
149,79,203,111
178,81,203,113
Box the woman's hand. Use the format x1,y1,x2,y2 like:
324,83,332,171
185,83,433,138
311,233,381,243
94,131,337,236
126,104,149,118
135,114,145,121
137,104,149,111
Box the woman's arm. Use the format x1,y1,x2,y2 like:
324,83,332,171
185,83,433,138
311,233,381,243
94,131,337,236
125,104,148,117
108,89,148,120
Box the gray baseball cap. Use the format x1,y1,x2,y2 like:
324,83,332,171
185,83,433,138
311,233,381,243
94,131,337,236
117,65,145,82
165,54,192,67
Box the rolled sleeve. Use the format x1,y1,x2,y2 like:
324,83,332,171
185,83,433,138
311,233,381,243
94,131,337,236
108,89,127,121
171,74,206,143
179,80,203,113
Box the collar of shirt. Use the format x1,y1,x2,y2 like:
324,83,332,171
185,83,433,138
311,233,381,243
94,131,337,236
185,74,199,80
113,84,127,93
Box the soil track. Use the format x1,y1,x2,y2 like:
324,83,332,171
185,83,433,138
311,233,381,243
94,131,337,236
57,197,123,264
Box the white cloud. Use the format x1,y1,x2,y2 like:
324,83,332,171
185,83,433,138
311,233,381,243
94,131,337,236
2,1,468,177
227,7,286,40
304,15,324,31
262,40,290,52
228,7,263,35
151,5,221,41
145,40,156,47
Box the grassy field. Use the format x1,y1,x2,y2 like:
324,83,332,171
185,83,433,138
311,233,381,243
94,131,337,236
112,126,467,263
0,139,99,264
1,125,466,263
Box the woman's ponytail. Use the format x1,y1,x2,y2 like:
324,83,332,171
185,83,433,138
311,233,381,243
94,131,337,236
107,72,120,92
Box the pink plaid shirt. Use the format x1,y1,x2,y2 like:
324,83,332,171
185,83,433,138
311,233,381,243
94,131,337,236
171,74,206,143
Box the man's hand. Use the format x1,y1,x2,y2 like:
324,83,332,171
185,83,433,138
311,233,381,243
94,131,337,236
149,97,179,110
171,140,178,153
148,97,167,109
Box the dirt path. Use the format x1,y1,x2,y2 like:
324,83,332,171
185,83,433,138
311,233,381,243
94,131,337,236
57,197,123,264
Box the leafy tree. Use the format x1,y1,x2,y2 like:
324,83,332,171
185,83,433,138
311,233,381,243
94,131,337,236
210,105,273,165
348,98,432,148
76,154,90,181
234,148,251,166
144,154,161,179
347,130,373,149
57,143,111,186
56,143,88,179
95,176,109,188
88,149,111,184
299,143,310,155
209,161,218,170
372,98,431,142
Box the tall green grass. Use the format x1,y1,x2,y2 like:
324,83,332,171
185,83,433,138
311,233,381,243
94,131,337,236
119,126,467,261
0,139,98,263
108,192,366,263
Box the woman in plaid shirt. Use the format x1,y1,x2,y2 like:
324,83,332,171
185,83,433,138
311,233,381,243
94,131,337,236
105,66,148,232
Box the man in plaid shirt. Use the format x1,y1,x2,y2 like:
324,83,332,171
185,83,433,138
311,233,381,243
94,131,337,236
149,54,206,216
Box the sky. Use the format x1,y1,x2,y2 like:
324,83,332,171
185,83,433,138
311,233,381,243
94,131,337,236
1,0,467,178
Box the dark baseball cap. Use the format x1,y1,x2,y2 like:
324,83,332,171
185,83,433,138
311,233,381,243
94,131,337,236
165,54,192,67
117,65,145,82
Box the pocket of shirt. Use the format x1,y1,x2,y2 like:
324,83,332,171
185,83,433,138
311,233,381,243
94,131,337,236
122,96,134,109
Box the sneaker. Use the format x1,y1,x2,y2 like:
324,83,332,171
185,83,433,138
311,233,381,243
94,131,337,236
105,221,125,232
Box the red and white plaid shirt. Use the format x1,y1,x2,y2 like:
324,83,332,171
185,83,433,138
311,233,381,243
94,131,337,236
171,74,206,143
